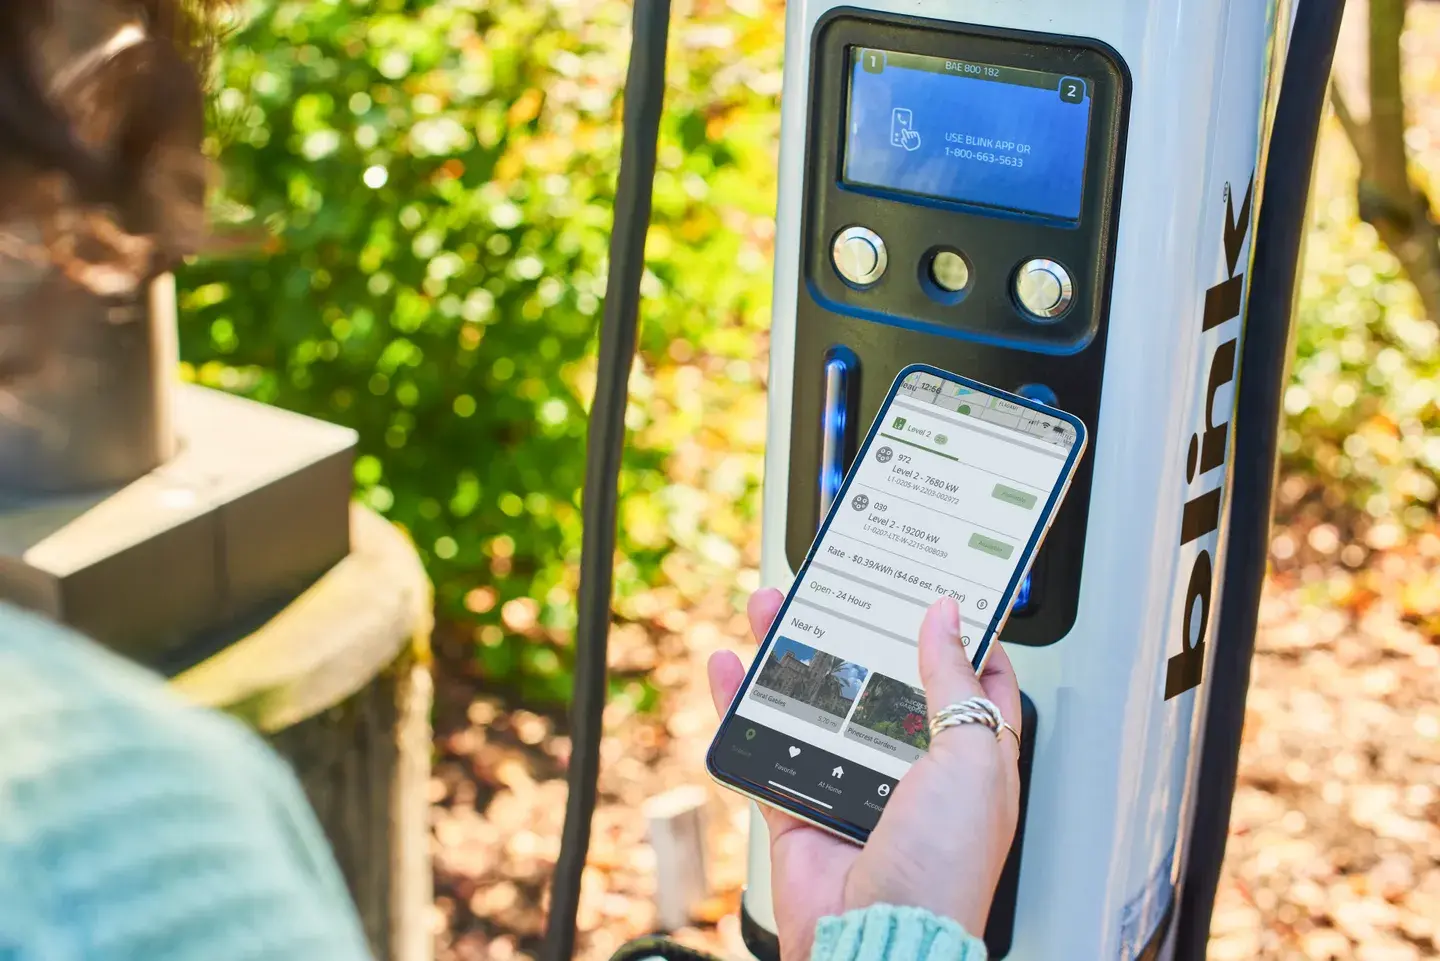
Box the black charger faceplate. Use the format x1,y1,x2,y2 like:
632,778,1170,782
785,9,1132,647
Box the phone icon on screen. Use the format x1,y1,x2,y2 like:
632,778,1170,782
891,108,921,151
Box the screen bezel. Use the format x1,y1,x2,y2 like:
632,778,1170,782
707,364,1088,842
799,11,1131,354
839,47,1096,222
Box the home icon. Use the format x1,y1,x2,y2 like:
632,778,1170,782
832,766,844,778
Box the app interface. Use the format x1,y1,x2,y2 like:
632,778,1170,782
715,371,1079,831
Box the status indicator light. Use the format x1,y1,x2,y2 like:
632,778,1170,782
1014,574,1033,613
819,349,858,518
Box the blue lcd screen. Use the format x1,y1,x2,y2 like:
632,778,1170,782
843,48,1093,221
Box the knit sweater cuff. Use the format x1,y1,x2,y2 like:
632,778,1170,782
810,905,988,961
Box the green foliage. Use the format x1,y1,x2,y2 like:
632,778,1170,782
177,1,1440,706
1280,121,1440,538
179,0,781,702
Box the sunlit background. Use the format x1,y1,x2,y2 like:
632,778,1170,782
179,2,1438,959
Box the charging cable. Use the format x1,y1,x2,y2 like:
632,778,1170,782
542,2,673,959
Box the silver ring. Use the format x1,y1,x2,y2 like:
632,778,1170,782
929,697,1004,740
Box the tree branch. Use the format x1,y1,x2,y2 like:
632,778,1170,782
1354,0,1440,324
1368,0,1410,199
1328,80,1370,169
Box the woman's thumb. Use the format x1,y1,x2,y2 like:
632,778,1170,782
917,597,985,719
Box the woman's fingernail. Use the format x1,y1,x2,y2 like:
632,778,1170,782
940,597,960,636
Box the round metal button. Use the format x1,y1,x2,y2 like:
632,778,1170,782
1014,258,1074,321
929,250,971,292
832,226,887,287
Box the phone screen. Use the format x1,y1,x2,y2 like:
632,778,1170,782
708,366,1085,838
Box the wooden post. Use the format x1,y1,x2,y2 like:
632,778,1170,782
173,504,435,961
644,785,711,932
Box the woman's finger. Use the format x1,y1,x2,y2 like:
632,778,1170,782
707,650,747,718
747,588,785,645
917,597,986,721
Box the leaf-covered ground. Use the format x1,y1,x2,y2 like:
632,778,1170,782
428,526,1440,961
429,6,1440,961
1208,537,1440,960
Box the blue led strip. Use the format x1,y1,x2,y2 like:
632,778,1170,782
1014,574,1033,613
818,348,858,519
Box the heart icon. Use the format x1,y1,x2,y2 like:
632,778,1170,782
788,746,801,758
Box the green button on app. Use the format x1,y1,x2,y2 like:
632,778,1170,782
968,533,1015,560
992,484,1037,509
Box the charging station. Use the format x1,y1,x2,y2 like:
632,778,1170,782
548,0,1345,959
739,1,1341,960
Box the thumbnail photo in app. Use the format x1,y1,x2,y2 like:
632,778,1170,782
844,674,930,763
749,637,869,733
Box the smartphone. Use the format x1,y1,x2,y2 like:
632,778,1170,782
706,364,1087,843
889,107,914,148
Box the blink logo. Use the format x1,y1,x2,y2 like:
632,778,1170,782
1165,178,1253,701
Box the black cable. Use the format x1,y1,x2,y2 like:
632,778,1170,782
543,2,672,960
606,936,725,961
1173,2,1345,958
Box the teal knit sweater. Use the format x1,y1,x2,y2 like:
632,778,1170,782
0,603,372,961
0,602,987,961
812,906,988,961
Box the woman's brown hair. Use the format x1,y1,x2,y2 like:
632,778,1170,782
0,0,225,294
0,0,225,385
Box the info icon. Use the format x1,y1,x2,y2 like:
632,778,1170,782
876,446,894,464
851,494,870,511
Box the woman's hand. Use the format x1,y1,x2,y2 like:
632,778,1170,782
707,591,1022,959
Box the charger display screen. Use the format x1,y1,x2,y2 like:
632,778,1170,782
842,47,1093,221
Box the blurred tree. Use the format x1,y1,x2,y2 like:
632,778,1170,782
1274,2,1440,547
1330,0,1440,322
179,0,780,702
